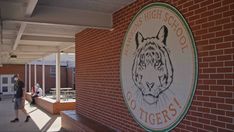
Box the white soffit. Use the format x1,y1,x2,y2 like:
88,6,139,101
0,0,136,64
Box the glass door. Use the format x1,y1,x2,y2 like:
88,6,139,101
0,75,15,95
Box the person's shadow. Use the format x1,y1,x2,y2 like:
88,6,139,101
0,96,62,132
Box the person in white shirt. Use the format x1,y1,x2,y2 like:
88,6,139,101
30,83,42,105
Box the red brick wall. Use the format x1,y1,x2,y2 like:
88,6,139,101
0,64,73,93
29,65,70,92
29,65,53,92
67,68,75,89
75,0,234,131
0,64,25,82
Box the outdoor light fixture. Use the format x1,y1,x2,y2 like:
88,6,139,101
10,53,17,58
9,54,17,61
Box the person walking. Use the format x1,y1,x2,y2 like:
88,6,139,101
10,74,30,123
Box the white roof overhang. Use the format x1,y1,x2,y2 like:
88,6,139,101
0,0,135,64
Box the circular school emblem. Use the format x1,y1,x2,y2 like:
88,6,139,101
120,2,198,131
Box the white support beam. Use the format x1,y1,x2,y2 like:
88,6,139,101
23,24,83,38
19,55,46,60
13,23,27,50
5,20,89,29
16,45,62,52
3,5,112,29
29,64,31,92
62,49,75,53
42,57,45,96
21,35,74,42
35,5,112,28
34,63,37,86
12,46,73,56
25,0,38,17
10,59,36,64
15,54,45,59
23,33,75,38
61,44,75,52
56,52,61,102
19,40,73,46
10,51,48,55
25,64,28,92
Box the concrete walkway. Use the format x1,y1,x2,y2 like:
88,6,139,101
0,96,64,132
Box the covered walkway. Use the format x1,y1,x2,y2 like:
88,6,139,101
0,96,64,132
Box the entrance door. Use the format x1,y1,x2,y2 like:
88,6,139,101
0,75,15,95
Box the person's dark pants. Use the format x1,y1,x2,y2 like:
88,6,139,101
31,95,38,105
0,92,2,101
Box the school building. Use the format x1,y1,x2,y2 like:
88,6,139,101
0,63,75,94
0,0,233,132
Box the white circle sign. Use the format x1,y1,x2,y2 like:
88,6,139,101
120,2,198,131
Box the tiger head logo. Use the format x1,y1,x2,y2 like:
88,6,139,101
132,25,174,105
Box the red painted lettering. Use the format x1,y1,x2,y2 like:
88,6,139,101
162,109,171,123
169,103,177,117
149,113,155,125
140,107,148,123
156,112,163,125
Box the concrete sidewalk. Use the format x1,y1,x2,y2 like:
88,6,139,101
0,96,64,132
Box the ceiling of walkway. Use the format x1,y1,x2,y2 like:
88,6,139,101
0,0,135,64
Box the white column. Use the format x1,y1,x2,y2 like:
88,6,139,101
56,52,61,102
34,64,37,85
25,64,28,92
42,58,45,96
29,64,31,92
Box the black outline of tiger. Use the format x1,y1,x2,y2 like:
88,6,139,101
132,25,174,105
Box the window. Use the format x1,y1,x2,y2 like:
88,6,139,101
2,77,8,84
2,86,8,92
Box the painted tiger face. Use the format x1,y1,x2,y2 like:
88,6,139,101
132,25,174,105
